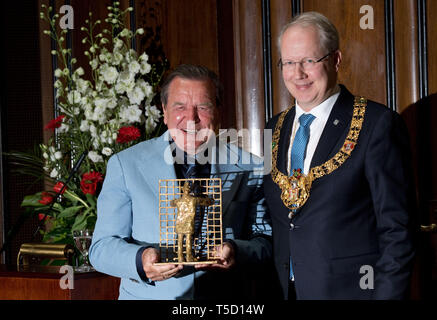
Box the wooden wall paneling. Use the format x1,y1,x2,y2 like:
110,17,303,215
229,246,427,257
134,0,226,125
39,0,55,145
270,0,292,115
394,0,419,114
232,0,265,156
70,0,111,81
217,0,237,130
3,0,45,265
163,0,219,73
423,0,437,201
428,0,437,95
302,0,387,106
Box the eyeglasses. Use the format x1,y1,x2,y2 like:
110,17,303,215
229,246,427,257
277,52,332,71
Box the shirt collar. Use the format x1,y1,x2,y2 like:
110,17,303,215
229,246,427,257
295,90,340,123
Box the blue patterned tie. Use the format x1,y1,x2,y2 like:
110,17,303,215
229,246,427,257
289,113,315,280
185,164,198,178
290,113,316,172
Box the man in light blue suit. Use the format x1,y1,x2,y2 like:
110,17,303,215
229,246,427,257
89,64,275,299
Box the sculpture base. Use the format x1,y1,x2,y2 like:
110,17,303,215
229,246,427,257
153,260,219,266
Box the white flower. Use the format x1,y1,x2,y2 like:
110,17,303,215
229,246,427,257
94,98,109,109
102,147,113,156
67,90,81,104
119,28,130,38
93,105,107,123
127,86,146,105
139,52,148,62
88,151,103,163
120,105,142,123
89,124,98,138
100,64,119,84
99,52,111,63
42,152,49,159
92,138,100,150
84,107,94,121
145,116,158,134
125,49,137,62
90,59,99,70
143,83,153,97
54,80,63,89
105,98,117,109
74,67,85,76
140,61,151,75
54,151,63,160
145,105,161,121
111,52,123,65
145,105,161,134
58,123,69,133
128,60,140,74
75,78,89,93
118,70,135,85
80,120,90,132
50,168,59,178
114,38,123,50
54,68,63,78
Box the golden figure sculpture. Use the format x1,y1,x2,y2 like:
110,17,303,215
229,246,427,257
171,182,213,262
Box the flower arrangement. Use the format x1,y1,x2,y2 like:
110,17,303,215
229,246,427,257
16,2,166,244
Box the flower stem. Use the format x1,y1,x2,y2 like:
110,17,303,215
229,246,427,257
65,189,90,208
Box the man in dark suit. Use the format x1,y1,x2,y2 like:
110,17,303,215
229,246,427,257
264,12,416,299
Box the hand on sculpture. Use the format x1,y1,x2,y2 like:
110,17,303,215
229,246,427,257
194,242,236,271
142,247,183,281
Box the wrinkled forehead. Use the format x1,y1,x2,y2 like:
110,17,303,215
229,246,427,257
167,77,215,101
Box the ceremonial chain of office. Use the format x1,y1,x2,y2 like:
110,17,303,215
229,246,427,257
270,96,367,213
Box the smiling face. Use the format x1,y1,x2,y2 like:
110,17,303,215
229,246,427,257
280,25,341,111
163,77,218,154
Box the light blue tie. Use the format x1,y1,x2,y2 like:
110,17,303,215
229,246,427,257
290,113,316,172
289,113,315,280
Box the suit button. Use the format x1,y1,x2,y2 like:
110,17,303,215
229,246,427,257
289,223,295,230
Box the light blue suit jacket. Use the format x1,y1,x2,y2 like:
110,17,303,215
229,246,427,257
89,131,272,299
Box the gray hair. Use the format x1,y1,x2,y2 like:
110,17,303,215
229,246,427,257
160,64,223,107
278,11,340,54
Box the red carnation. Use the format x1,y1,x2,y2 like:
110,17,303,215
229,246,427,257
116,126,141,144
44,115,65,131
53,181,67,194
38,192,54,205
80,171,104,196
38,213,48,221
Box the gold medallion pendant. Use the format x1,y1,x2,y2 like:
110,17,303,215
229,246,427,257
271,96,367,212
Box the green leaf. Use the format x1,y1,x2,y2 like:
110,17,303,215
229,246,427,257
85,193,96,207
21,193,45,207
58,205,84,219
52,202,64,212
71,214,88,231
63,190,80,205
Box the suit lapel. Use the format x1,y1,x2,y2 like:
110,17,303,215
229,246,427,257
139,131,177,199
210,142,243,216
277,107,296,175
310,86,355,167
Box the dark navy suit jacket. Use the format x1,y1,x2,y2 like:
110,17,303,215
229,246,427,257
263,85,416,299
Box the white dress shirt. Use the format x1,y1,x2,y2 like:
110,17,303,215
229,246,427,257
287,92,340,175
